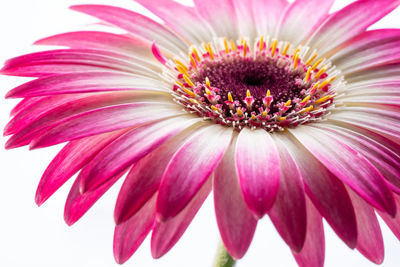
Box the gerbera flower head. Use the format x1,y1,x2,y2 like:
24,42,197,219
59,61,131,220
3,0,400,266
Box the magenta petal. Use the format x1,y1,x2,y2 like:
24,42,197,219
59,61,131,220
347,189,384,264
36,129,127,206
293,197,325,267
289,126,396,217
378,194,400,241
30,102,182,148
269,136,307,252
114,123,203,224
113,194,156,264
235,128,280,218
80,117,200,193
278,132,357,248
156,125,232,221
151,179,211,258
214,135,257,259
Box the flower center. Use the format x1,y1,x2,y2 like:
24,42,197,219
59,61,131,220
160,36,344,131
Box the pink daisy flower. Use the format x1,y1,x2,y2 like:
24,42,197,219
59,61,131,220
3,0,400,266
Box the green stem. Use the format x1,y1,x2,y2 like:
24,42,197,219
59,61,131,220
214,242,236,267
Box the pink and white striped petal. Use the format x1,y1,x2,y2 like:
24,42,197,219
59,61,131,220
289,126,396,217
235,128,280,218
269,135,307,252
79,116,201,193
151,179,212,258
114,123,204,224
278,132,357,248
378,194,400,241
252,0,288,37
307,0,400,56
113,194,156,264
279,0,333,46
156,124,232,221
213,133,257,259
347,188,384,264
30,102,184,148
292,198,325,267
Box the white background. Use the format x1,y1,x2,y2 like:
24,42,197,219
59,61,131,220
1,0,400,266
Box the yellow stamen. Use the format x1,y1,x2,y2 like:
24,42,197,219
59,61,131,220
190,98,200,104
262,110,268,117
251,114,257,120
192,47,201,61
223,37,229,53
293,52,300,69
271,39,278,57
189,55,197,70
314,65,328,79
284,99,291,107
205,77,211,88
305,67,312,82
183,75,195,87
174,59,188,72
230,39,236,52
259,35,264,51
267,89,271,97
243,40,248,57
211,105,219,112
300,105,314,113
228,92,233,102
311,81,321,92
306,53,317,65
205,87,212,95
175,80,183,87
319,76,336,89
183,88,196,97
278,117,287,122
301,95,311,103
315,95,333,104
246,90,251,97
176,65,189,76
311,58,323,70
282,42,290,56
237,108,243,117
207,42,215,60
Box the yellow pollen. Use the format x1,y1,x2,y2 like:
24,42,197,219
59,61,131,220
211,105,219,112
192,47,201,61
306,53,318,65
293,52,300,69
284,99,291,107
314,65,328,79
246,90,251,97
183,75,195,87
243,40,248,57
207,43,215,60
183,88,196,97
228,92,233,102
301,95,311,103
251,114,257,120
262,110,268,117
300,105,314,113
230,39,236,52
175,80,183,87
190,98,200,104
319,76,336,89
315,95,334,104
176,65,189,76
205,87,212,95
237,108,243,117
282,42,290,56
266,90,271,97
312,58,323,70
175,59,188,71
278,117,287,122
311,81,321,92
305,67,312,82
271,39,278,57
223,37,229,53
259,35,264,51
205,77,211,88
189,54,197,69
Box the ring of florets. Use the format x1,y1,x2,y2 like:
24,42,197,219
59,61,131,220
160,36,345,132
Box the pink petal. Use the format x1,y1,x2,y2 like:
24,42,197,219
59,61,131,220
114,123,203,225
292,197,325,267
113,194,156,264
6,72,166,98
156,125,232,221
35,31,155,60
378,194,400,240
79,117,201,193
151,179,212,258
307,0,400,55
289,126,396,217
279,0,333,46
347,188,384,264
213,134,257,259
35,129,128,206
70,5,187,53
193,0,238,39
1,49,146,77
235,128,280,218
29,102,183,148
278,132,357,248
269,136,307,252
